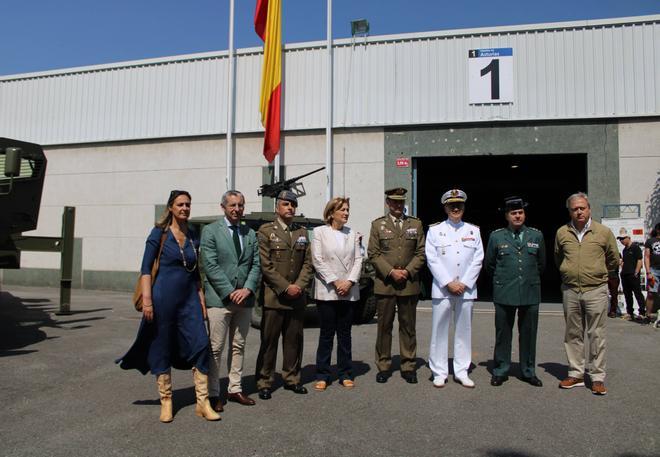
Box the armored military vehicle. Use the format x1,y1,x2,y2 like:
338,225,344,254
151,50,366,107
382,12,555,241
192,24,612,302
0,138,48,269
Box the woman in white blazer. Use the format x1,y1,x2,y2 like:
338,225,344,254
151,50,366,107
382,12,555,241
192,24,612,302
311,197,363,391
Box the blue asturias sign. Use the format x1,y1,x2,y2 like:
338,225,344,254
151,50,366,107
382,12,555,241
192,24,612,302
468,48,513,58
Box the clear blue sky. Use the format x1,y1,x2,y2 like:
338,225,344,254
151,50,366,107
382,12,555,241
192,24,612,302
2,0,659,76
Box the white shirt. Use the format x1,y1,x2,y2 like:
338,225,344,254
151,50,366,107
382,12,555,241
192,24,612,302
570,218,592,243
425,219,484,299
224,217,243,250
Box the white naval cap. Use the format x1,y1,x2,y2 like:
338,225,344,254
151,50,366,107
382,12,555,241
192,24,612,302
441,189,467,205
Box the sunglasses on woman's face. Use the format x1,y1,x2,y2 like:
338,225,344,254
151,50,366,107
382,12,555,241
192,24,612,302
168,190,190,205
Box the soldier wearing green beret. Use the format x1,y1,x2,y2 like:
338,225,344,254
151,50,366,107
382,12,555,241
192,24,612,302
485,197,546,387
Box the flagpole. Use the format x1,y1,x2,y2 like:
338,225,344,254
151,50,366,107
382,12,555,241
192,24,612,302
325,0,333,201
226,0,236,191
273,0,282,184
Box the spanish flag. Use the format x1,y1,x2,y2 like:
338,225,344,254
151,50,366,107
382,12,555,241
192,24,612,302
254,0,282,163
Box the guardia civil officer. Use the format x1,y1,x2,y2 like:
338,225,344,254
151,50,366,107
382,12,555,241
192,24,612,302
254,190,314,399
485,197,545,387
368,187,426,384
425,189,483,388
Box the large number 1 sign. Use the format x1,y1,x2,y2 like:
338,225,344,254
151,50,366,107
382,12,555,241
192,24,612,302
468,48,513,104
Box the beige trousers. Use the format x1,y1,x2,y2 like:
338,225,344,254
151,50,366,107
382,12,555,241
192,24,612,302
562,283,608,382
207,304,252,396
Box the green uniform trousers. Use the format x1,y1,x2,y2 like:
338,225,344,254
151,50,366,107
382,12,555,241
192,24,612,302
375,294,418,373
492,303,539,378
255,307,305,389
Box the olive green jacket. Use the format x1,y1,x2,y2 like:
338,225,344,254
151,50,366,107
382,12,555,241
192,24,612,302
367,215,426,296
554,219,619,292
257,220,314,310
485,225,546,306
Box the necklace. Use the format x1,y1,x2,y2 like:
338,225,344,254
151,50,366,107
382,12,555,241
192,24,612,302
176,235,198,273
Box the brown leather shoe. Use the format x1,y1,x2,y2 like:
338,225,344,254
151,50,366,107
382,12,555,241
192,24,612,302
227,391,256,406
559,377,585,389
209,396,224,412
591,381,607,396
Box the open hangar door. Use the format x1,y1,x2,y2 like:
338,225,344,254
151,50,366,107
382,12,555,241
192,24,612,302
414,154,588,302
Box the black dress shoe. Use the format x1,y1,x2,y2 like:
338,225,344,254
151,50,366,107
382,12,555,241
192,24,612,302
521,376,543,387
258,388,272,400
283,383,308,394
376,372,390,383
401,371,418,384
209,396,224,412
490,375,508,386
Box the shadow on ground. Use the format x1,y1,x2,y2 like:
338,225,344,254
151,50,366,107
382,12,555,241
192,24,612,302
0,291,109,357
481,450,543,457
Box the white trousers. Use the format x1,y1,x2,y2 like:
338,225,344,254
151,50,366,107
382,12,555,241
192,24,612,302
207,305,251,396
429,297,473,380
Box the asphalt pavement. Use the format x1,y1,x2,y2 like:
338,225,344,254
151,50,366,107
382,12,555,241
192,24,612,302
0,285,658,457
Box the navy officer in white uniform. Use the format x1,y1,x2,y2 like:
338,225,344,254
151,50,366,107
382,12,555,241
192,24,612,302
425,189,484,388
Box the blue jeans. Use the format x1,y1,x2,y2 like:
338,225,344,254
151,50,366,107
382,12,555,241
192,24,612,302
315,300,354,382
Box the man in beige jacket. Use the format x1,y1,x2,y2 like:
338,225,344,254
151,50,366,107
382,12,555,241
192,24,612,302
554,192,619,395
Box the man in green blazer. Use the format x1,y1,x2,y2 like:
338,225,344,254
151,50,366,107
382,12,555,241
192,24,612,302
485,196,546,387
201,190,261,411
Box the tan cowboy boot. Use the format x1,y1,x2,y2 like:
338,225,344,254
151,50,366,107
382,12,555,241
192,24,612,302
156,371,173,423
192,367,221,421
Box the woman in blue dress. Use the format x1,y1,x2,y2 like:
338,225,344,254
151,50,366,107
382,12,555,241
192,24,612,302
117,190,219,422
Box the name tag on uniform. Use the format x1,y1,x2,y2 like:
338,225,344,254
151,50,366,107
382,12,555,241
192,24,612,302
527,242,539,248
461,237,475,242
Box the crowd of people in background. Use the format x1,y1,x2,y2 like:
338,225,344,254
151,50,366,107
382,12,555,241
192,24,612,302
116,186,659,422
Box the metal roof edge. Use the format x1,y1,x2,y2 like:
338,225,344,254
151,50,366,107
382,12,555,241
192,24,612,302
2,14,658,82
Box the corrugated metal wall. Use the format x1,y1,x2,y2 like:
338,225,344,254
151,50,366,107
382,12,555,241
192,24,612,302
1,15,658,145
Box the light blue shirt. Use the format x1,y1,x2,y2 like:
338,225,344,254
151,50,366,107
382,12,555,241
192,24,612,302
224,217,244,250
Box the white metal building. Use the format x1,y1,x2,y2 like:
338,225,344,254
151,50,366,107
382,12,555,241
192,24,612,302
1,15,659,291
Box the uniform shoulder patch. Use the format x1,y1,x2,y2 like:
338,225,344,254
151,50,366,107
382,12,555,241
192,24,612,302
527,227,541,233
465,222,480,229
492,227,505,233
406,215,419,220
372,216,387,223
428,221,441,227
